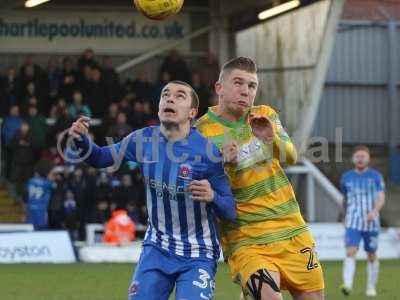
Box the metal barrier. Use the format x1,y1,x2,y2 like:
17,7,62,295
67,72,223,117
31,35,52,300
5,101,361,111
286,158,343,222
0,224,34,232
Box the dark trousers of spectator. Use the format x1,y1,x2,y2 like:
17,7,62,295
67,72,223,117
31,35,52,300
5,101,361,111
11,163,33,200
48,209,64,229
1,145,13,180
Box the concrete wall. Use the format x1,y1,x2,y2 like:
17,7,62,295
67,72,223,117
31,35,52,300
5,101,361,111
235,0,331,134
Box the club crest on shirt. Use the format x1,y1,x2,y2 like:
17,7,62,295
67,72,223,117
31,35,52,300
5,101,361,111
178,164,192,179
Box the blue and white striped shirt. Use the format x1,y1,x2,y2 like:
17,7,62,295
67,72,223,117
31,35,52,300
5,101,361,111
340,168,385,232
76,126,236,260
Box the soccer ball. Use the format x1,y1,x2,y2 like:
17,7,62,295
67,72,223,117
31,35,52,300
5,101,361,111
134,0,184,20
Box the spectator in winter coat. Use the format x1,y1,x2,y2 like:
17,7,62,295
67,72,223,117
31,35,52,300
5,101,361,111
102,209,136,245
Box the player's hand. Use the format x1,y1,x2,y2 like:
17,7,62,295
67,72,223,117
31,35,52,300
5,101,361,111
69,116,90,138
189,180,214,203
250,115,274,143
367,210,378,222
222,141,238,165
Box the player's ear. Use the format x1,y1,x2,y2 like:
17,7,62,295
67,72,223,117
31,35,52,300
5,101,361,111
189,107,198,120
215,81,222,96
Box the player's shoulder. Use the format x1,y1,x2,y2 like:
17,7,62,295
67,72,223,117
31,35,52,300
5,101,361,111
27,177,35,186
195,111,211,124
341,170,355,180
195,108,215,129
32,176,44,183
191,129,222,159
195,107,224,137
128,126,159,139
250,105,278,117
31,176,48,187
137,126,154,136
368,168,384,178
191,128,215,145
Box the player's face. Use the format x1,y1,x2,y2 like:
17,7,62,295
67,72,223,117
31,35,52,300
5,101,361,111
158,83,197,125
352,150,370,169
215,69,258,116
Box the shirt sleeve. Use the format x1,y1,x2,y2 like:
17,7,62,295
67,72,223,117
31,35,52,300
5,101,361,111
375,172,385,192
207,144,237,221
73,131,138,168
268,109,297,165
44,179,57,190
340,175,347,194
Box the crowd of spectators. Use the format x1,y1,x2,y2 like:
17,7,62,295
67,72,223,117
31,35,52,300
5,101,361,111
0,48,220,240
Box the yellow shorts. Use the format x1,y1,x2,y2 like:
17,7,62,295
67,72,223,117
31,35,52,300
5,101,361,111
227,230,324,292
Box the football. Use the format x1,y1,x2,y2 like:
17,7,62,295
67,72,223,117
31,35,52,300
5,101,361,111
134,0,184,20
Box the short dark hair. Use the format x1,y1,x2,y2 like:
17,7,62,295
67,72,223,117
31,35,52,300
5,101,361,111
353,144,370,155
168,80,199,110
219,57,257,81
34,160,53,177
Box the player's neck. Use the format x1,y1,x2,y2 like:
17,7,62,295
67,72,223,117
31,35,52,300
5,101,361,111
216,106,243,122
160,122,191,141
355,166,369,174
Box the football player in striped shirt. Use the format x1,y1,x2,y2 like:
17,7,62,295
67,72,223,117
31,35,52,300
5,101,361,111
340,145,385,297
196,57,324,300
68,81,236,300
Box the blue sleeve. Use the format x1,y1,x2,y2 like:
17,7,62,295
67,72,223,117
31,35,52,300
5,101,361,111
207,145,237,221
375,172,385,192
73,132,137,168
44,179,56,190
340,174,347,194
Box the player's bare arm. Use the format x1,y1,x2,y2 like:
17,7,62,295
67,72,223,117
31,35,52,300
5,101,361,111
367,191,385,222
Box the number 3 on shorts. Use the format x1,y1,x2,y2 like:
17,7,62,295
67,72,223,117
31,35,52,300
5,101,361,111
193,269,211,289
192,268,215,300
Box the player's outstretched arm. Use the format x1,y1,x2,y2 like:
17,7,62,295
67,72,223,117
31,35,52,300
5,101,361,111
73,134,117,168
69,116,136,168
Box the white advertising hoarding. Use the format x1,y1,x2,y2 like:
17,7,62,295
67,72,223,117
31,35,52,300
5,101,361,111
0,10,190,54
0,231,76,263
79,224,400,263
309,223,400,260
79,241,143,263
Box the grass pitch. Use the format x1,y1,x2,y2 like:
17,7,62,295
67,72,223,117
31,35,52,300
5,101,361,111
0,261,398,299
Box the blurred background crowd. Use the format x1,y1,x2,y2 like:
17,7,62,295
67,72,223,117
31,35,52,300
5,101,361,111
0,48,220,240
